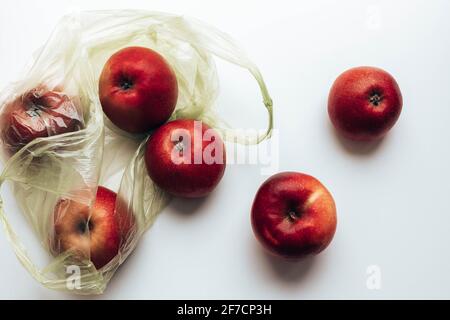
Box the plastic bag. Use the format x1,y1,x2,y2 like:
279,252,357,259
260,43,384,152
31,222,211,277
0,10,273,295
0,14,105,292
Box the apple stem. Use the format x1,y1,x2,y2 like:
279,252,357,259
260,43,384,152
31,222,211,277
288,210,301,221
26,106,42,118
120,78,134,90
77,220,93,234
369,93,382,106
175,141,184,153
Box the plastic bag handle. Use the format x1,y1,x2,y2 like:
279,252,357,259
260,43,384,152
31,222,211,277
167,16,274,145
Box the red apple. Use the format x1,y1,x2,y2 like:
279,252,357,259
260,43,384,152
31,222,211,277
0,86,83,154
99,46,178,134
52,186,135,269
251,172,337,259
145,119,226,198
328,66,403,141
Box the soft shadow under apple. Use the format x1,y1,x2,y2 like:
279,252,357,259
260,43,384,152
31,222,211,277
169,196,210,216
259,246,316,284
328,121,386,156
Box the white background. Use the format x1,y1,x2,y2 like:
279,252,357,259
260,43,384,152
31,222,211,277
0,0,449,299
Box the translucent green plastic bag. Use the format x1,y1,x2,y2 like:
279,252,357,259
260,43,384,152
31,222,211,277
0,13,106,293
0,10,273,295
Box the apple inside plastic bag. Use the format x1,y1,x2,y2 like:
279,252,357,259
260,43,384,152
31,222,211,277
0,10,273,295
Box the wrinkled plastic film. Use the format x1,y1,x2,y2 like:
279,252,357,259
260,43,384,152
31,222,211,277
0,10,274,294
0,15,105,293
162,15,274,144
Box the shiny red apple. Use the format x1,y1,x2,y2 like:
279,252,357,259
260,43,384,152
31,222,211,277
145,119,226,198
328,66,403,141
252,172,337,259
0,86,83,154
99,46,178,134
52,186,135,269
